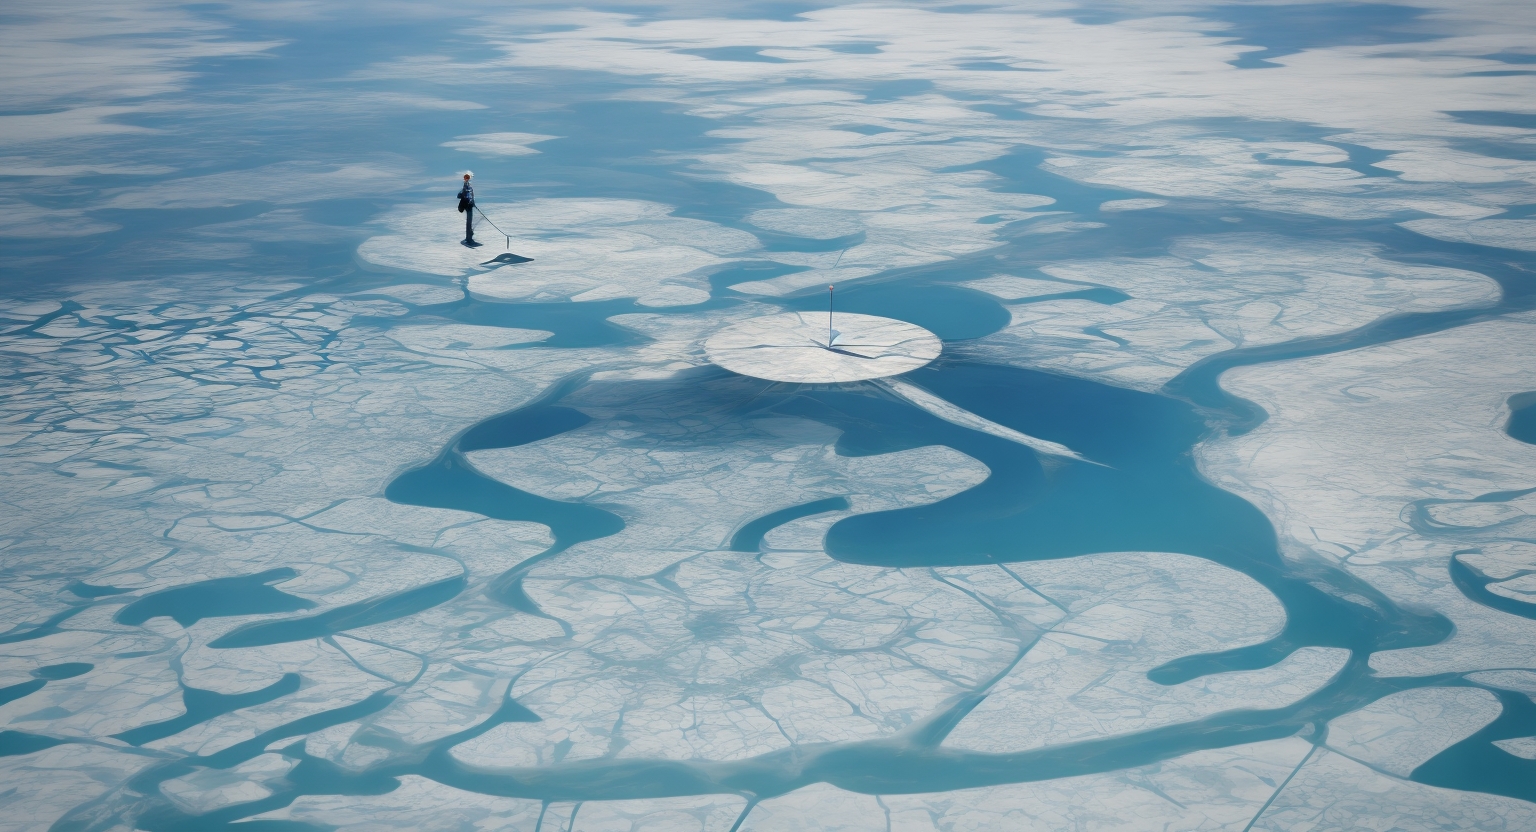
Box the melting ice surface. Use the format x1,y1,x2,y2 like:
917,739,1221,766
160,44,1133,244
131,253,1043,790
4,1,1536,830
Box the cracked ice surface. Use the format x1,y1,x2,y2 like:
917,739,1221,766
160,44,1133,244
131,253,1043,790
1198,312,1536,678
968,234,1499,391
358,197,760,305
944,553,1348,753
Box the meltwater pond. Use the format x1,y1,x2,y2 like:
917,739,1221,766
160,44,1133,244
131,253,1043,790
9,1,1536,830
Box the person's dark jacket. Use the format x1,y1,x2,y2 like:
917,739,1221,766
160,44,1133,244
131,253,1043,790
457,182,475,213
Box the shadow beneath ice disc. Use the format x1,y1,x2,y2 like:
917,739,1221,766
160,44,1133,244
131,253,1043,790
482,252,533,267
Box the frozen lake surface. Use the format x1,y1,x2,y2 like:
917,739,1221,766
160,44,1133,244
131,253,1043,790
3,1,1536,830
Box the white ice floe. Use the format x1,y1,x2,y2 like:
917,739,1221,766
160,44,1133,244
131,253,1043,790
741,738,1313,832
704,312,941,382
969,233,1499,391
1326,687,1501,777
441,131,559,156
1401,218,1536,251
358,197,759,306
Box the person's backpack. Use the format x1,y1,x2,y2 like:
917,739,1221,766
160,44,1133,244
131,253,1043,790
457,197,470,213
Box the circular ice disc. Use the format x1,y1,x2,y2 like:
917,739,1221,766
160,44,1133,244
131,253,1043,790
704,312,942,383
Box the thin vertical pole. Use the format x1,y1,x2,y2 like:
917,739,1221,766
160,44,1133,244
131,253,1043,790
827,285,834,347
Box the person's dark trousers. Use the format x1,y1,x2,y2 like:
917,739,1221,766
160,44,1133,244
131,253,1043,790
464,205,475,241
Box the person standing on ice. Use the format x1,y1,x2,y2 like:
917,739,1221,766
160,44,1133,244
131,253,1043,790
456,172,476,244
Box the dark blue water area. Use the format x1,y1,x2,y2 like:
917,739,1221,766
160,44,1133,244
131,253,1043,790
1203,3,1436,69
954,61,1054,72
863,79,935,103
116,569,316,628
1449,138,1536,162
459,404,593,454
386,452,622,555
1480,52,1536,65
1413,686,1536,804
1507,392,1536,444
778,283,1011,341
0,680,45,707
115,674,302,746
677,46,793,63
730,497,851,552
67,581,131,598
1447,111,1536,130
823,42,884,54
33,662,92,680
0,730,65,758
0,604,90,645
1448,555,1536,622
209,574,466,649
